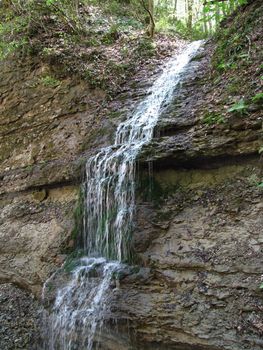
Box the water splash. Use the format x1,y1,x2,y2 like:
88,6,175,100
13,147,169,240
44,258,120,350
43,41,203,350
83,40,203,262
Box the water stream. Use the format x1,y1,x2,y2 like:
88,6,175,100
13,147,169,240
43,41,203,350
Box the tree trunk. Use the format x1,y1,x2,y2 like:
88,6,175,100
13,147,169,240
187,0,194,33
215,1,220,26
148,0,155,38
202,3,208,36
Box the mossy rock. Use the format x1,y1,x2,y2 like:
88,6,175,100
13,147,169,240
32,189,48,202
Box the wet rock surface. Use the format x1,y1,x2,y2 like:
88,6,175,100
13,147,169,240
0,39,182,294
140,41,262,166
117,162,263,350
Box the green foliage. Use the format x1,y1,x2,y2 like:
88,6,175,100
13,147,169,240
0,0,90,61
0,0,255,62
212,1,262,72
201,0,248,30
202,112,225,125
0,11,29,59
251,92,263,104
63,250,85,273
83,69,106,89
228,99,248,115
247,173,263,188
217,61,237,71
101,24,120,45
136,38,156,57
40,75,61,87
154,0,249,39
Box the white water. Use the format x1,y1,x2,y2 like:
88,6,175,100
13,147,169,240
83,40,203,262
44,258,120,350
44,41,203,350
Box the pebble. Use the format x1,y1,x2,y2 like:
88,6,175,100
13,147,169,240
0,284,40,350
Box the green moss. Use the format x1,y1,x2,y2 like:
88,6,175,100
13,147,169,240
71,187,85,246
137,173,165,205
63,250,85,273
32,189,48,202
109,111,122,119
226,79,240,95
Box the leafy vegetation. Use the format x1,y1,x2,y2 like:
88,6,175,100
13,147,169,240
63,250,85,273
202,112,225,125
252,92,263,104
153,0,248,39
0,0,250,64
40,75,61,87
228,99,248,115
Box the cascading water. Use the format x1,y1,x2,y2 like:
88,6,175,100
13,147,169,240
43,258,119,350
43,41,203,350
83,40,202,262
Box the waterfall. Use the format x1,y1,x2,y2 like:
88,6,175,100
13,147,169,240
43,41,203,350
83,40,203,262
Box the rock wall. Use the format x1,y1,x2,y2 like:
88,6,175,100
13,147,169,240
113,18,263,347
0,57,107,295
0,52,165,293
111,161,263,350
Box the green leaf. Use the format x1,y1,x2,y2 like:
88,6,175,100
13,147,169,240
260,283,263,289
252,92,263,103
46,0,56,5
228,99,248,114
257,183,263,188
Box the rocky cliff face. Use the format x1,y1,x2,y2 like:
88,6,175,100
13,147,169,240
106,16,263,347
0,1,262,349
0,42,178,295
